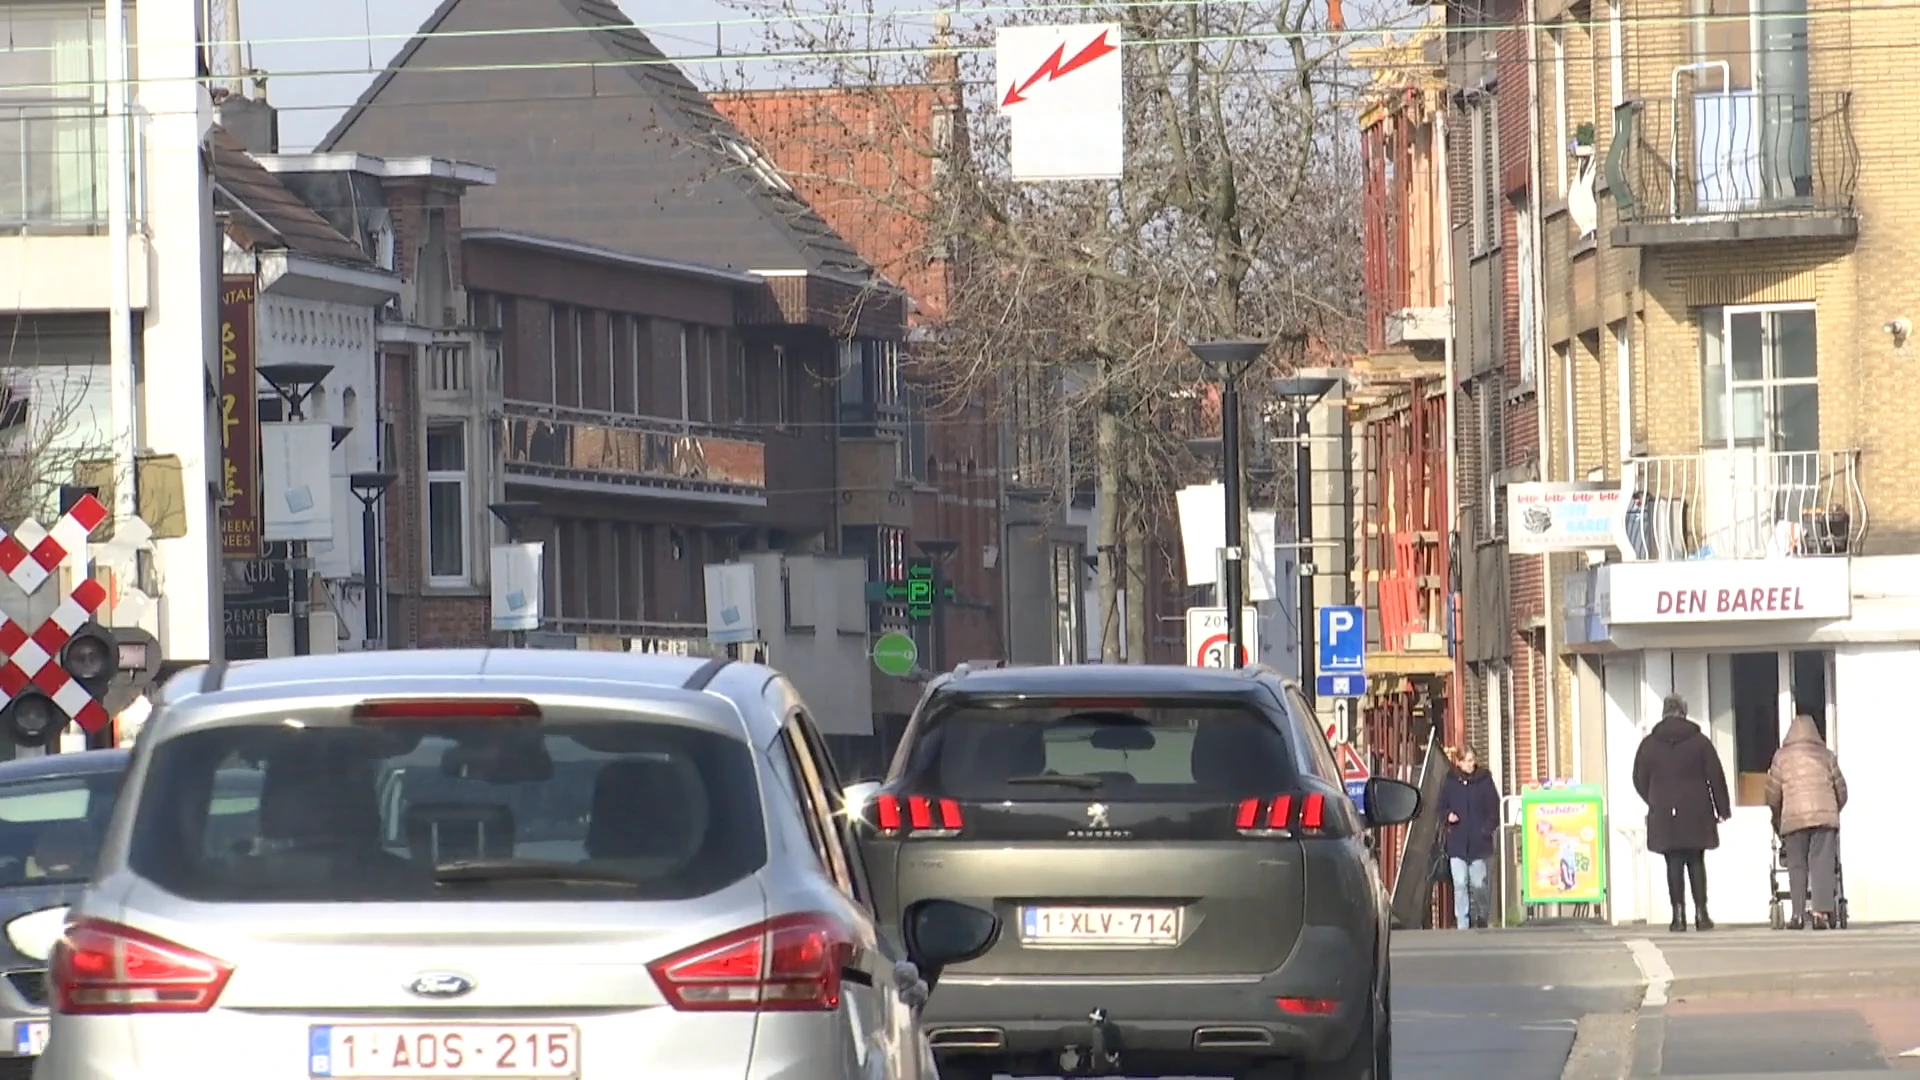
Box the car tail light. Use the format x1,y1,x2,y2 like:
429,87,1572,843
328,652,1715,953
647,913,852,1012
1234,793,1333,838
867,793,963,838
51,919,234,1015
1276,996,1340,1016
352,698,541,723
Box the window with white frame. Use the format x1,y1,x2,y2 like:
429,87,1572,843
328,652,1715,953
1469,95,1500,255
1698,304,1818,451
425,424,469,585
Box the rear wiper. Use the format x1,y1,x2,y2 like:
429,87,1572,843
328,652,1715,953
433,860,644,888
1003,774,1105,790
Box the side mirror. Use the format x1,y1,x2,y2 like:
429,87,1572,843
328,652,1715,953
841,781,881,819
1364,777,1422,829
901,898,1001,991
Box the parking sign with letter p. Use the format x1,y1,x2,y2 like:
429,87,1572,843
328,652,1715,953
1316,605,1366,674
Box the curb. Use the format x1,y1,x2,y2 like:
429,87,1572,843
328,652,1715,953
1558,1011,1638,1080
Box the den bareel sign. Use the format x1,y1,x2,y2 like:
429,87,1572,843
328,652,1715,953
1607,556,1851,624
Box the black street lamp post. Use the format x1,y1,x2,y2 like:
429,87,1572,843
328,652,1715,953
257,362,334,658
1273,374,1341,702
349,471,397,647
1190,341,1270,669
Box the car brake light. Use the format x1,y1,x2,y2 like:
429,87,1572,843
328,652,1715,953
1277,996,1340,1016
51,919,234,1015
867,793,962,838
1234,793,1333,838
647,913,852,1012
352,698,541,722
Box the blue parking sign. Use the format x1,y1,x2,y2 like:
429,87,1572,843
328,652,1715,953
1318,605,1365,674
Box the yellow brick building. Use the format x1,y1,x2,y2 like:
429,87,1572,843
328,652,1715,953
1520,0,1920,924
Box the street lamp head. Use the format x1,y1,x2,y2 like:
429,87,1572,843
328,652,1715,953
1271,374,1342,403
488,501,543,533
915,538,960,560
349,470,399,497
1188,340,1270,370
257,362,335,394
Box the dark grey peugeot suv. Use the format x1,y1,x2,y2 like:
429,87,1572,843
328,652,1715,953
851,664,1420,1080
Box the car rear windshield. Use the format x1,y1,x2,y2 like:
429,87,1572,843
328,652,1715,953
907,696,1298,801
0,770,124,887
128,718,766,903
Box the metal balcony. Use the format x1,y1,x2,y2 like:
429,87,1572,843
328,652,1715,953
1620,448,1863,561
1607,89,1858,247
499,401,766,502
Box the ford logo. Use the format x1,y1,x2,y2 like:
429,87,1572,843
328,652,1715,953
405,973,476,998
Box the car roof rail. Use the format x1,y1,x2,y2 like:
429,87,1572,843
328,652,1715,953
682,655,732,691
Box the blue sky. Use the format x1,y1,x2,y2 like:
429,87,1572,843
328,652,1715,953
240,0,825,151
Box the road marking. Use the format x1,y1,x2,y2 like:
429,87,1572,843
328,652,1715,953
1902,1046,1920,1058
1627,937,1673,1008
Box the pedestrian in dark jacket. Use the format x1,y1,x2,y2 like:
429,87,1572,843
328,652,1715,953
1766,711,1847,929
1437,749,1501,929
1632,694,1731,932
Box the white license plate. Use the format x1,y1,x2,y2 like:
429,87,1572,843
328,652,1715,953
1021,906,1180,945
12,1020,46,1056
309,1025,579,1078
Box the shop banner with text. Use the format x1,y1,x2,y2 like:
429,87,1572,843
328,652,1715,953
219,276,260,557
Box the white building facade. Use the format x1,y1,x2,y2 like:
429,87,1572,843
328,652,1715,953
1566,540,1920,925
1,0,220,664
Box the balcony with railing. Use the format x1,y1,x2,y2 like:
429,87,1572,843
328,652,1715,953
1607,87,1859,247
1619,448,1864,561
499,400,766,503
1,106,144,232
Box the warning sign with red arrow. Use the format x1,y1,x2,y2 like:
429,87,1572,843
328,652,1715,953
994,23,1125,182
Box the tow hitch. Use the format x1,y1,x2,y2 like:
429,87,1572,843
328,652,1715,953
1057,1007,1122,1076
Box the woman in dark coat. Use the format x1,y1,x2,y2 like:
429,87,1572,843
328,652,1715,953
1633,694,1732,932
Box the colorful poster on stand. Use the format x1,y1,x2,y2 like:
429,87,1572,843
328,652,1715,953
1519,784,1607,905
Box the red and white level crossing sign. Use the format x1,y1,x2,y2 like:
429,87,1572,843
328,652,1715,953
0,495,106,593
0,578,110,732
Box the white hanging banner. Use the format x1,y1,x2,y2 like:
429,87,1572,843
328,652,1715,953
491,542,544,632
261,422,334,542
996,22,1124,182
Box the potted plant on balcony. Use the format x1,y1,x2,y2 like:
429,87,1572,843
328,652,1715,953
1571,122,1597,158
1801,503,1850,554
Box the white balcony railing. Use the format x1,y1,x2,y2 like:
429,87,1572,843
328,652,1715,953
1,106,144,231
1621,448,1864,561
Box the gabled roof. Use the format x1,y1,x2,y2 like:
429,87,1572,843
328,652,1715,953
316,0,876,281
210,127,371,264
713,85,945,322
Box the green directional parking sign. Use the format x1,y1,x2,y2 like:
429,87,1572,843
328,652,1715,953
872,631,919,677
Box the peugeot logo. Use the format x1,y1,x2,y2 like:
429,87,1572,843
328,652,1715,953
405,972,476,999
1085,803,1110,829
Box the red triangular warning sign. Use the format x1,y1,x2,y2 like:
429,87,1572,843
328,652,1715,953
1336,743,1369,782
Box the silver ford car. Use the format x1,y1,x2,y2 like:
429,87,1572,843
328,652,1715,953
36,650,999,1080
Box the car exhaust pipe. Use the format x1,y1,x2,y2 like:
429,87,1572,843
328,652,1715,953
1192,1027,1275,1049
928,1028,1007,1050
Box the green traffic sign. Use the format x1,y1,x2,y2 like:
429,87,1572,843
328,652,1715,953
872,631,918,677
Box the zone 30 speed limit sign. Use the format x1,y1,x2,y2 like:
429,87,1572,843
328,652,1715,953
1185,607,1260,667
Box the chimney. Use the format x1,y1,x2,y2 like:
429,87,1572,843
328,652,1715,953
217,94,279,155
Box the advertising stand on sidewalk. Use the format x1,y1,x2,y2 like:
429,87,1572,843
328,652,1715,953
1519,783,1608,922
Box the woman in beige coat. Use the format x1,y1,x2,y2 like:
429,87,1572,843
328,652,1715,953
1766,713,1848,930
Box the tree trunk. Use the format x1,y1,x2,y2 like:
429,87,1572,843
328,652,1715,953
1096,405,1123,663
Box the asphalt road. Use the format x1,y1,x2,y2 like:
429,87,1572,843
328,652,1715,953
1392,923,1920,1080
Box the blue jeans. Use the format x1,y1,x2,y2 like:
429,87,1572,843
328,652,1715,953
1450,856,1489,928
